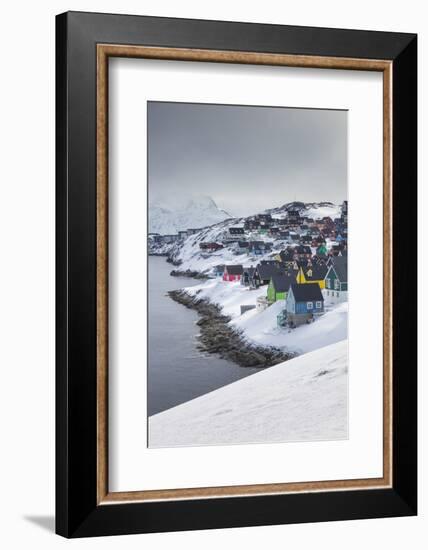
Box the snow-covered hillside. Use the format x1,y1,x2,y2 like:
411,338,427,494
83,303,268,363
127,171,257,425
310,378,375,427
267,201,342,220
186,279,347,354
149,195,231,235
155,200,344,271
149,340,348,447
168,219,276,272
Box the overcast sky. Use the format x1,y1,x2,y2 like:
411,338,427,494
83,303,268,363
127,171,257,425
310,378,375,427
148,102,347,217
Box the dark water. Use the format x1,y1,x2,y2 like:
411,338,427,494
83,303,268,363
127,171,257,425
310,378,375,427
148,256,261,416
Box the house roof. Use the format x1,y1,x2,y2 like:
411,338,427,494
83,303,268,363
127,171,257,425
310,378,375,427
290,283,324,302
225,265,243,275
285,268,299,278
295,245,312,254
257,264,282,280
237,240,249,247
329,256,348,282
251,243,272,251
270,273,294,293
304,264,328,281
279,249,294,262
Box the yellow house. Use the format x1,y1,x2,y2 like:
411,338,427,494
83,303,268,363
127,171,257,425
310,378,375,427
296,265,327,289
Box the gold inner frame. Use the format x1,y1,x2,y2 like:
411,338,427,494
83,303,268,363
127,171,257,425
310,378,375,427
96,44,393,505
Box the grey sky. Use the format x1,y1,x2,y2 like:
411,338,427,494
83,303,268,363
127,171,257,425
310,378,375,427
148,102,347,217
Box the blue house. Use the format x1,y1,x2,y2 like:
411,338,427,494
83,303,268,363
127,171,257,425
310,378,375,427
213,264,225,278
285,283,324,327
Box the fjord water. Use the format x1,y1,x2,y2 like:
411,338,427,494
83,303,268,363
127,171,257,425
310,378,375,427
148,256,261,416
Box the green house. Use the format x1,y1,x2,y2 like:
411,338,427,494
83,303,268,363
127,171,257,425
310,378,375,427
267,273,294,303
325,256,348,303
316,243,327,256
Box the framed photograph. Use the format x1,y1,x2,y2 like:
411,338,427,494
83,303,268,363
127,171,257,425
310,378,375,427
56,11,417,538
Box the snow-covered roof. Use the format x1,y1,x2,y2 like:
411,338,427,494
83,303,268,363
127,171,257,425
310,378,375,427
270,273,294,293
290,283,324,302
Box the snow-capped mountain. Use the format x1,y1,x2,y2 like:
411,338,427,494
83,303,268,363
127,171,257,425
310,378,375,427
149,195,231,235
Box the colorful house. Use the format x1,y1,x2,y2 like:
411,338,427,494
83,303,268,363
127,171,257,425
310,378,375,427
223,265,243,282
213,264,225,278
255,263,282,286
300,235,312,245
294,244,312,260
244,219,260,231
285,283,324,327
248,241,272,255
199,242,224,252
296,265,328,289
228,227,245,241
241,267,257,287
258,224,269,235
325,256,348,303
267,274,294,303
234,240,249,254
341,200,348,223
316,243,327,256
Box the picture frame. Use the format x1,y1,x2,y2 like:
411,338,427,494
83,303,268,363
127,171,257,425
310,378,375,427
56,11,417,538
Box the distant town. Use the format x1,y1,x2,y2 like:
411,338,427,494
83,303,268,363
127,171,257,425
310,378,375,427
149,201,348,330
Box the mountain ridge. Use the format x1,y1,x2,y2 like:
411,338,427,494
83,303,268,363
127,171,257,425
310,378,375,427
149,195,232,235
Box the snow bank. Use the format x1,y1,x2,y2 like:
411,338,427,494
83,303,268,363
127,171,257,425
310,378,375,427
149,340,348,447
186,279,347,354
304,204,342,220
233,300,348,354
186,279,266,318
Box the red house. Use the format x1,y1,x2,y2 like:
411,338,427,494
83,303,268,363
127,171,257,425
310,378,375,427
223,265,243,282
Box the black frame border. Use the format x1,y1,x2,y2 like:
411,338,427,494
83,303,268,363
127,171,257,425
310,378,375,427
56,11,417,538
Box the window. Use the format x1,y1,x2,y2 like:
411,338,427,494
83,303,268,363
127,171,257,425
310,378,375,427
334,279,339,290
307,302,313,310
316,301,322,309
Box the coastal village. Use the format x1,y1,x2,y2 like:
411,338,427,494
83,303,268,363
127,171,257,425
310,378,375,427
148,200,349,446
149,201,348,334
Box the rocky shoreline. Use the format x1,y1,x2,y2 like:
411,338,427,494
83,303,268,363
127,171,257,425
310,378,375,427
170,269,209,280
168,290,294,368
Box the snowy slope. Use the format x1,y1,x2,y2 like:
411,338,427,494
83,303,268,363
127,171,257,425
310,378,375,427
233,300,348,354
148,195,231,234
267,201,342,220
186,279,348,354
149,340,348,447
304,203,342,220
150,200,344,268
169,219,282,273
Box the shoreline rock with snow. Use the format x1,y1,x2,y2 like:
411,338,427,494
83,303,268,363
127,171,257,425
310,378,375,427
169,289,293,368
169,269,209,280
184,278,348,356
